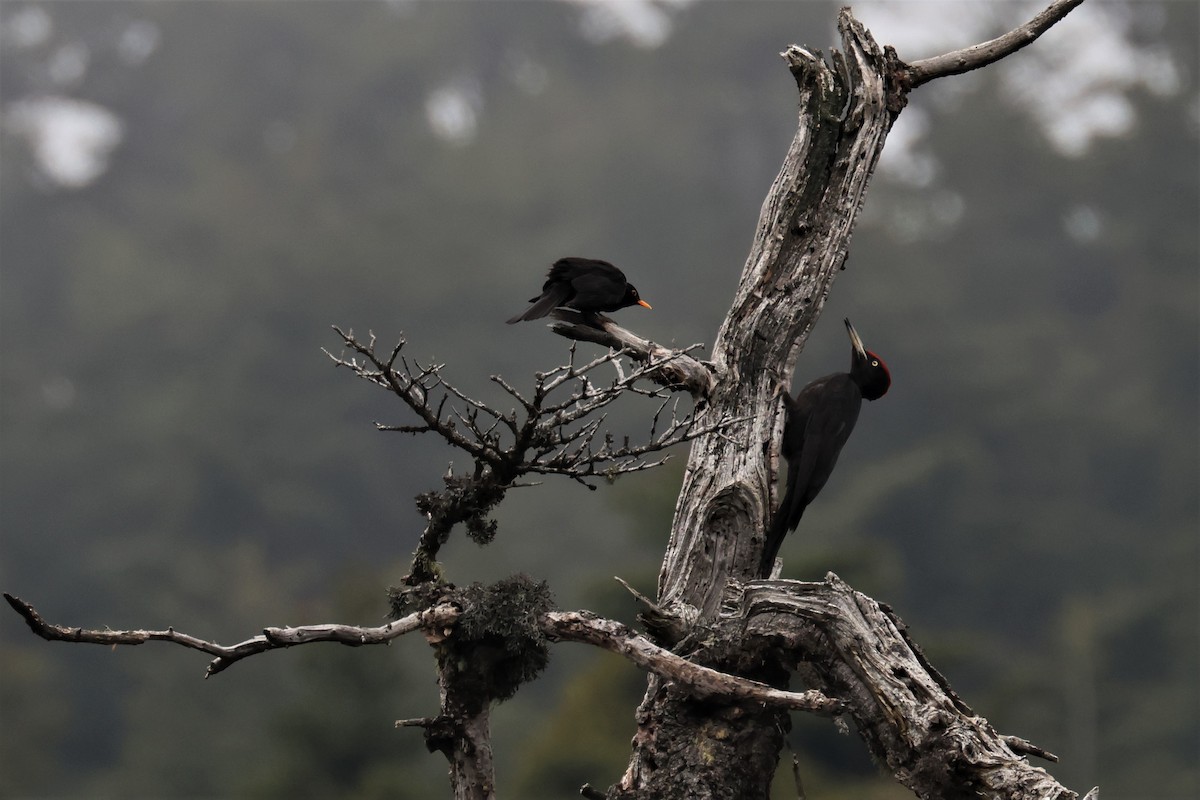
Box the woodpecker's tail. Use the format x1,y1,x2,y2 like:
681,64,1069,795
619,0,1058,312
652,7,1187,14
760,480,804,576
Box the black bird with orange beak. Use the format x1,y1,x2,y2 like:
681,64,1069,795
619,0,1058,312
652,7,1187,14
761,318,891,577
507,257,651,324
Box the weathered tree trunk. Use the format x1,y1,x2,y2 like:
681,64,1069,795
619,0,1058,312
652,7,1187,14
656,15,901,625
427,673,496,800
615,15,901,799
614,5,1090,798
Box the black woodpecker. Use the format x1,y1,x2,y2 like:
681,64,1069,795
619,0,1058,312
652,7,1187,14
760,318,891,577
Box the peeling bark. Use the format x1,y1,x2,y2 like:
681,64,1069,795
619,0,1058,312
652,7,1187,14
737,575,1075,800
617,6,1090,799
657,13,900,626
617,16,901,799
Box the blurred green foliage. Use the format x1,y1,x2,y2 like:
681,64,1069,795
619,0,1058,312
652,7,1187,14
0,2,1195,799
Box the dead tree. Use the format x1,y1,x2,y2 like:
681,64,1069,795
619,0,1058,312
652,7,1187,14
6,3,1100,799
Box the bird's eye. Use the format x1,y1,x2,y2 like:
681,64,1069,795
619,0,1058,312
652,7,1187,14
871,360,878,367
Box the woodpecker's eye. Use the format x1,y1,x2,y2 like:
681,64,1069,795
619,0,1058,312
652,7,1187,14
871,360,879,367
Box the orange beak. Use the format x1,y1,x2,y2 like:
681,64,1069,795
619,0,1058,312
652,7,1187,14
637,299,653,310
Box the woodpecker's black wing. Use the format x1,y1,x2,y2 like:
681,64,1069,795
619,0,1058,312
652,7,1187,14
760,374,863,576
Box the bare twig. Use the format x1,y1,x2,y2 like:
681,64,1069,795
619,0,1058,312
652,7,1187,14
905,0,1086,88
330,326,733,496
3,592,459,678
614,576,659,612
326,327,500,464
1003,735,1060,763
614,576,691,648
330,326,728,577
790,748,807,800
395,717,438,729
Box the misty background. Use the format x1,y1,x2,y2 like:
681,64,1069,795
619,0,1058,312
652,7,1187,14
1,1,1196,798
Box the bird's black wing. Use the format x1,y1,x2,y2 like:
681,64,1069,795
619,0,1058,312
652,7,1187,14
567,268,627,312
506,281,573,324
761,375,862,575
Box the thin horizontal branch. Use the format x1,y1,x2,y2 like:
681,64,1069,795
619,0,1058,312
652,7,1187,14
905,0,1086,89
3,592,459,679
547,310,716,397
542,610,843,715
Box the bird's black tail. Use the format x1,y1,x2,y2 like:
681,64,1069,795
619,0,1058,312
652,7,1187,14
506,285,570,324
759,478,806,577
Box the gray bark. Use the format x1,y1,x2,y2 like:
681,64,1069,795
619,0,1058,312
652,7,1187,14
612,18,899,798
656,16,899,626
611,6,1091,800
738,575,1077,800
